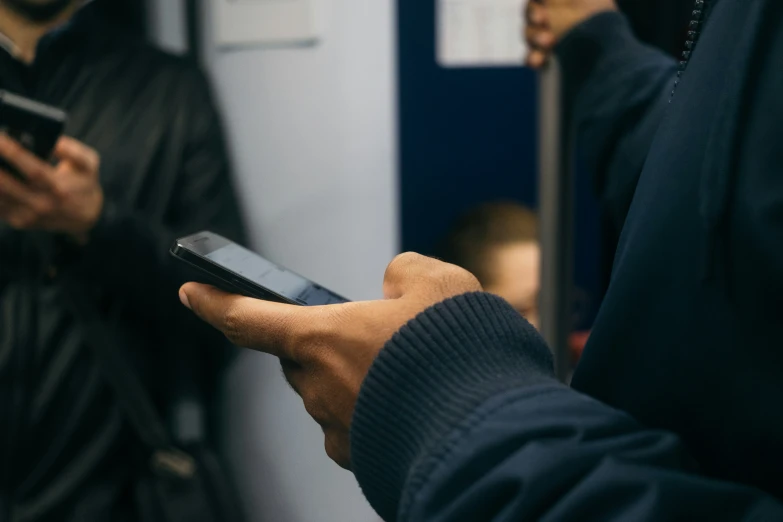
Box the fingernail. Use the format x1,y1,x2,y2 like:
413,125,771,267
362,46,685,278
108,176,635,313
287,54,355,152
179,288,191,309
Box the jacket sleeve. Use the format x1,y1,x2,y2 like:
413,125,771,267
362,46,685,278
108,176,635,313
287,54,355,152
64,66,247,325
350,293,783,522
556,12,677,235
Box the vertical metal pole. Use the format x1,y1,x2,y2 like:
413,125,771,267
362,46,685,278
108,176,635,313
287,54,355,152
538,59,574,383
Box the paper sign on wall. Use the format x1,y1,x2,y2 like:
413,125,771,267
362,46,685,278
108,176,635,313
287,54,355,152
214,0,326,49
437,0,528,68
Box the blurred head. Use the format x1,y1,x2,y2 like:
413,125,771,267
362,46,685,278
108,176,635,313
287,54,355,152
1,0,77,22
438,202,540,328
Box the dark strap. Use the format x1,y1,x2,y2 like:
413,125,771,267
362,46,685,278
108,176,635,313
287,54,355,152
63,283,173,451
65,284,198,479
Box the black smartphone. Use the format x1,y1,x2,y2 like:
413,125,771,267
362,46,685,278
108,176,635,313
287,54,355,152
0,90,67,180
170,231,350,306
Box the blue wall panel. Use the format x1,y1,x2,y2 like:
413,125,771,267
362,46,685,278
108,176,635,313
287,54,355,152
398,0,539,255
397,0,602,328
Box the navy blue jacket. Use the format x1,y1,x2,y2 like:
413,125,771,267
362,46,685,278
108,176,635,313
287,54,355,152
350,0,783,520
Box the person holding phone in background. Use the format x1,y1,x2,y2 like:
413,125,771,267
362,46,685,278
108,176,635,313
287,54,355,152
0,0,245,520
181,0,783,520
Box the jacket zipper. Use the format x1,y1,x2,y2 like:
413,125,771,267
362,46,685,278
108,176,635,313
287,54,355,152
671,0,710,101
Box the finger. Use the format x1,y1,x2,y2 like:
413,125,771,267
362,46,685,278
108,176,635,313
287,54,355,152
525,2,548,27
383,252,426,299
0,168,38,207
383,252,452,299
0,201,37,229
324,430,352,470
0,169,52,228
280,359,306,394
180,282,309,359
534,31,555,49
0,134,55,188
54,136,100,174
525,26,555,52
280,360,321,414
526,49,549,69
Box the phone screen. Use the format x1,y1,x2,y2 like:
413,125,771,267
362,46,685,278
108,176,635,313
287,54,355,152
204,242,348,306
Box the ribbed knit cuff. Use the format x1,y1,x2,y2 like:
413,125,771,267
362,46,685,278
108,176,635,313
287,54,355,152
556,11,639,97
350,292,555,521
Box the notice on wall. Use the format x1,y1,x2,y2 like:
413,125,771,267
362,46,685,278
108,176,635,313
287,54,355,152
437,0,528,68
214,0,326,49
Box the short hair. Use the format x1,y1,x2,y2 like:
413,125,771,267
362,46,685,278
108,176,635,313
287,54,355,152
437,202,538,286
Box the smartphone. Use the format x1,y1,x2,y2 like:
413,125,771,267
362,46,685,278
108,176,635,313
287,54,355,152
0,90,67,180
170,231,350,306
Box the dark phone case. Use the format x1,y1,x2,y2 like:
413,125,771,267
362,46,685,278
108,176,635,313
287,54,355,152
169,244,298,305
0,91,67,180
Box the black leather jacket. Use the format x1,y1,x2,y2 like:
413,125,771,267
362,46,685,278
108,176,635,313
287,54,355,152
0,5,246,520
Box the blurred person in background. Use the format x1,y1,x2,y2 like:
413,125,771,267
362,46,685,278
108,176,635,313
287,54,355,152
180,0,783,519
437,202,541,328
0,0,245,520
438,201,590,362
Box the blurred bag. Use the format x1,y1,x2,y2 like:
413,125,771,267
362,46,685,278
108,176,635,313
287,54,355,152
66,286,245,522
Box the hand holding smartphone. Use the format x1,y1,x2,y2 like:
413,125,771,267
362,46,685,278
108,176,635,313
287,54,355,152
0,90,67,180
170,231,349,306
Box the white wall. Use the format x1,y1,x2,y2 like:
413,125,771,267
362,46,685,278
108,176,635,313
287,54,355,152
152,1,398,521
146,1,187,55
